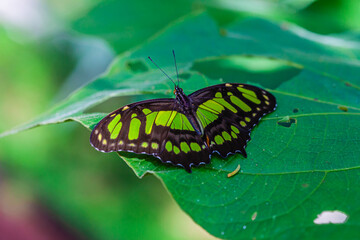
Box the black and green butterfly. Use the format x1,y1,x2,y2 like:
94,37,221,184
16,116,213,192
90,53,276,173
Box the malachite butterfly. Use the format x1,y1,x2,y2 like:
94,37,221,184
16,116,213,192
90,52,277,173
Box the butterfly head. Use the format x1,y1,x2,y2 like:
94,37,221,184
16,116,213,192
174,86,191,109
174,85,184,96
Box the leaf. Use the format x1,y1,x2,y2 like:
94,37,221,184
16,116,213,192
72,0,193,53
2,12,360,239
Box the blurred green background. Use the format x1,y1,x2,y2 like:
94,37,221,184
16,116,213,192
1,0,360,239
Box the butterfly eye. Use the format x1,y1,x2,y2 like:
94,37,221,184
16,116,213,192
173,89,176,95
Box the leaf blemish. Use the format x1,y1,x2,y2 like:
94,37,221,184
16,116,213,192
277,116,297,128
293,108,299,113
338,106,348,112
281,23,290,30
345,82,352,87
219,28,227,36
314,210,348,224
178,73,191,80
126,60,148,73
302,183,309,188
251,212,258,221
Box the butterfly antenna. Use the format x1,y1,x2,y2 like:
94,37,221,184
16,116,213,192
172,50,179,86
148,56,176,87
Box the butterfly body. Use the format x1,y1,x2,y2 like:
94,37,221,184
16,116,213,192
174,86,204,135
90,83,276,173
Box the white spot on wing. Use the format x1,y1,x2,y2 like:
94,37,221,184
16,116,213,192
313,210,348,224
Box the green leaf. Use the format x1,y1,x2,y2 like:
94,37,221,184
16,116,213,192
3,12,360,239
72,0,193,53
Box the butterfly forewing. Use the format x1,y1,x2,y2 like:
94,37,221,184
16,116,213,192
190,83,276,158
90,98,210,172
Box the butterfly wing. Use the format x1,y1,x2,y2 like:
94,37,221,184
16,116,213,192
90,83,276,172
190,83,276,158
90,98,209,172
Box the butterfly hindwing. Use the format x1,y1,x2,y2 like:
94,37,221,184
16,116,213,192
158,131,210,172
205,114,250,158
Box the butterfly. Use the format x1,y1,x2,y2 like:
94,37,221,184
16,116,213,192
90,51,277,173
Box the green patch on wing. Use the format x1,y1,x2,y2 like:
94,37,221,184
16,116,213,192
196,108,219,127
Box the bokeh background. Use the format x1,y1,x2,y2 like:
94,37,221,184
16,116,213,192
1,0,360,239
